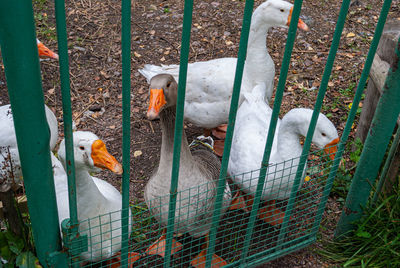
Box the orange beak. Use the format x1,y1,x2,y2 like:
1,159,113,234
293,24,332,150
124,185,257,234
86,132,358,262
37,41,59,60
324,137,339,160
91,140,123,175
147,88,166,120
286,7,309,31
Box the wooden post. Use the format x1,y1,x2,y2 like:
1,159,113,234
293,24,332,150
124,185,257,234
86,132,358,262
355,20,400,196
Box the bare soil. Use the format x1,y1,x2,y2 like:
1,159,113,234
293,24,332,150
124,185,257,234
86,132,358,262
0,0,399,267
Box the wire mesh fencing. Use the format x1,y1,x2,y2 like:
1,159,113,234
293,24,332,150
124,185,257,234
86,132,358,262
64,146,339,267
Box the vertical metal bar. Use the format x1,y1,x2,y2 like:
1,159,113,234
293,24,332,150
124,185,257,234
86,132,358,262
372,125,400,204
335,36,400,238
163,0,193,267
276,0,352,247
205,0,254,266
239,0,304,262
120,0,131,266
54,0,78,228
311,0,392,236
0,1,62,266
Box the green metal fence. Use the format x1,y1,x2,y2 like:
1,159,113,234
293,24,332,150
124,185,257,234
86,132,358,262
0,0,398,267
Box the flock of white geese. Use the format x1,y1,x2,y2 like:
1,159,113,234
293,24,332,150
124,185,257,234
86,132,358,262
0,0,340,266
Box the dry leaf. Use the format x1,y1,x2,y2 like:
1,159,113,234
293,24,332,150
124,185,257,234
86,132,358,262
328,81,334,87
108,125,116,129
225,40,233,46
134,52,141,58
48,88,55,95
134,150,142,157
149,30,155,35
346,32,356,38
160,56,166,62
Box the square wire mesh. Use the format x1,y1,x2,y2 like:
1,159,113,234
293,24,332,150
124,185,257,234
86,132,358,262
64,148,338,267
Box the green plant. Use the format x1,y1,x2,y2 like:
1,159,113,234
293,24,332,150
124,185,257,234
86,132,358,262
330,138,363,201
0,222,40,267
33,0,57,40
319,184,400,268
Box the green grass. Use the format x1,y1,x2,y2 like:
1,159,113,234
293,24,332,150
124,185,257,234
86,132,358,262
33,0,57,41
319,183,400,267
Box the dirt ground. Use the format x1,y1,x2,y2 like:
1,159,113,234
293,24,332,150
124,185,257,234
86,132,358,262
1,0,399,266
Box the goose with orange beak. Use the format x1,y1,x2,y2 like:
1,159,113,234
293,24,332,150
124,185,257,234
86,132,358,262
145,74,232,268
139,0,309,156
57,131,140,264
228,83,339,226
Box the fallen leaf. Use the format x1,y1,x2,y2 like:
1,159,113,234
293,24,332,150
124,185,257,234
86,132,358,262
149,30,155,35
47,88,55,94
346,32,356,38
328,81,334,87
108,125,116,129
160,56,166,62
133,52,141,58
225,40,233,46
134,150,142,157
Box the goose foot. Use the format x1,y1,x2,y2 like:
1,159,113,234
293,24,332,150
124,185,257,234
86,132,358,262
229,191,251,212
211,124,227,140
191,250,227,268
105,251,141,268
145,229,183,257
213,140,225,157
190,234,227,268
257,200,287,226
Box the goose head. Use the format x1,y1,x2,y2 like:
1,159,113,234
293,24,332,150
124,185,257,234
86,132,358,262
58,131,122,175
147,74,178,120
37,39,59,60
285,108,339,160
254,0,309,31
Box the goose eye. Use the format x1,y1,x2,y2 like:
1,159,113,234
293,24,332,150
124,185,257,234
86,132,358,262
321,133,326,137
166,81,171,88
79,146,85,150
280,9,284,12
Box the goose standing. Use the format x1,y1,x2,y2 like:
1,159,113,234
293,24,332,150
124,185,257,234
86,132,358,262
57,131,139,263
145,74,232,267
228,84,339,226
139,0,309,155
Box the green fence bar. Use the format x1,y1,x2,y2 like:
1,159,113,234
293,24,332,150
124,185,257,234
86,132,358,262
204,0,254,266
237,0,305,262
312,0,392,236
335,36,400,238
163,0,193,267
276,0,352,247
120,0,132,266
0,1,61,266
372,125,400,204
54,0,79,230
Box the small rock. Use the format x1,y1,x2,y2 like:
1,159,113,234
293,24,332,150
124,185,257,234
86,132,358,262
89,104,102,112
73,46,86,52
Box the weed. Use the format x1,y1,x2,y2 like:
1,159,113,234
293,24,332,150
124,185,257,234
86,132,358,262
319,184,400,267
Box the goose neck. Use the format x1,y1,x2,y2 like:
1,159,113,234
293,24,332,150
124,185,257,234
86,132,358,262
247,11,271,54
75,167,105,201
159,106,192,166
277,116,304,161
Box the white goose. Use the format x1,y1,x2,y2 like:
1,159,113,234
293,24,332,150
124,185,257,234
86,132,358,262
56,131,139,263
0,104,58,182
139,0,308,139
228,83,339,226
